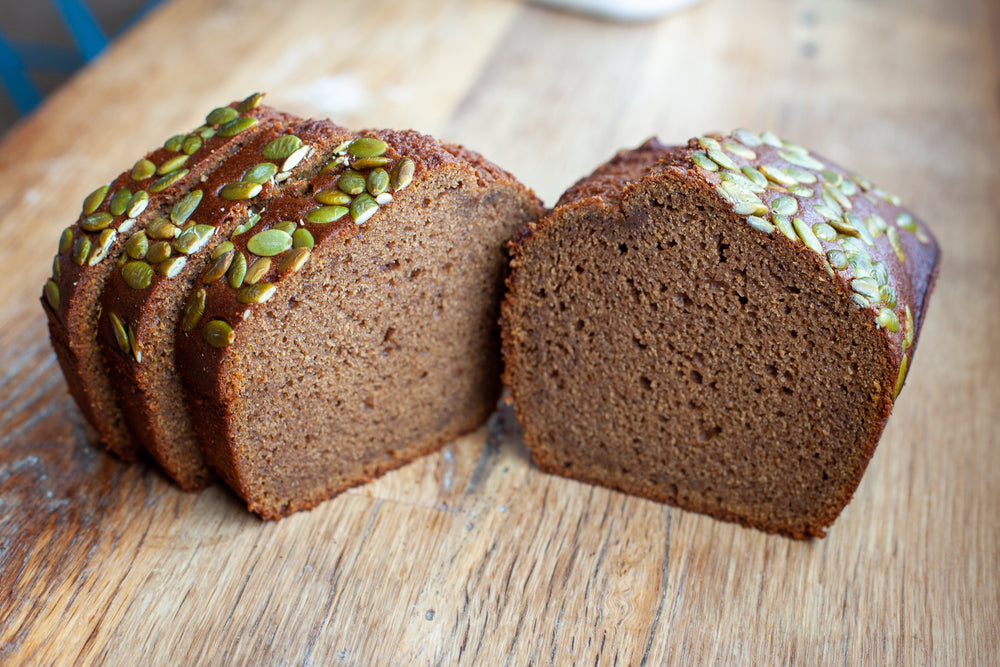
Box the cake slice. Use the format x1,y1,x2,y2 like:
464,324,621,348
501,132,939,538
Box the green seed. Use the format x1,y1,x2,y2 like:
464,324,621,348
352,157,390,170
305,205,348,224
779,150,824,171
851,172,873,191
847,250,873,277
126,230,149,259
262,135,303,160
127,322,141,362
272,220,297,235
839,178,858,197
350,193,379,224
52,255,61,280
760,130,783,147
871,260,889,287
82,185,109,215
164,134,185,151
366,168,390,196
894,354,908,399
173,224,214,255
825,181,852,210
781,166,817,185
724,142,756,160
230,213,260,238
109,312,129,352
58,227,74,254
202,249,233,284
697,136,722,152
332,140,351,155
759,165,795,187
820,169,842,186
813,204,840,222
787,184,813,198
200,126,217,140
691,152,718,172
792,217,823,254
220,182,262,200
315,189,352,206
851,276,880,302
887,227,905,262
292,228,314,249
146,240,172,264
827,249,848,269
87,228,116,265
126,190,149,218
227,251,247,288
740,166,767,190
131,159,155,181
44,279,60,310
721,171,764,194
158,255,187,278
180,134,201,155
348,137,387,159
812,222,837,242
247,229,292,257
866,214,888,237
72,235,91,265
707,148,738,171
237,92,264,113
880,284,898,309
279,246,310,272
150,169,189,193
903,306,914,349
107,188,130,216
122,261,154,289
844,212,875,246
238,282,276,304
772,213,795,241
281,145,311,172
171,189,203,224
206,107,238,125
203,319,235,348
211,241,234,260
147,218,180,239
243,162,277,184
896,212,917,233
244,257,271,284
745,215,774,234
79,212,113,233
375,193,393,205
158,154,190,175
771,196,798,216
391,157,415,191
219,116,258,137
733,128,762,146
181,288,206,331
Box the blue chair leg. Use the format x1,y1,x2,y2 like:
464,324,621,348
51,0,108,61
0,29,42,114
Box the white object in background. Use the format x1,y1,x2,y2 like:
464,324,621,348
531,0,705,22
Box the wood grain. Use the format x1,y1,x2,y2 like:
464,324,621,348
1,0,997,663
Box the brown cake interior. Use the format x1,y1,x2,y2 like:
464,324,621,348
505,176,895,537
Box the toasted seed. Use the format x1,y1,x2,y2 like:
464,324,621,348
292,228,314,249
158,255,187,277
771,213,795,241
247,229,292,256
244,257,271,284
350,193,379,224
787,184,813,198
131,159,155,181
147,218,180,240
227,251,247,288
873,186,901,205
118,218,136,234
164,134,185,152
72,235,91,265
108,188,130,216
206,107,238,125
880,284,898,309
199,126,217,140
391,157,415,191
272,220,297,236
182,288,206,331
793,217,823,254
122,261,154,289
212,241,235,260
158,154,190,176
825,181,852,210
237,92,264,112
348,137,387,159
182,134,202,155
306,205,348,224
852,294,870,309
850,172,872,191
697,136,722,152
851,276,880,302
109,312,129,352
87,228,116,265
871,260,889,287
893,353,909,398
146,240,172,264
827,249,848,269
781,166,817,185
779,150,824,171
707,148,738,171
44,279,60,310
741,166,768,190
230,213,260,238
353,157,391,170
262,135,303,161
150,169,189,193
745,215,774,234
812,222,837,242
887,226,905,262
203,319,235,348
281,144,311,172
125,190,149,219
847,250,873,278
238,282,276,304
279,246,310,272
375,192,393,205
52,255,60,280
724,142,756,160
80,211,114,232
721,171,762,193
243,162,278,184
82,185,109,215
58,227,74,254
844,212,874,246
367,168,389,196
903,305,914,348
127,322,141,362
125,230,148,259
771,195,798,216
692,152,718,172
760,165,796,187
220,181,262,200
174,224,214,255
219,116,258,137
203,249,234,283
171,189,203,224
315,189,352,206
733,128,762,146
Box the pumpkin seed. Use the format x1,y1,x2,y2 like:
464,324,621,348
771,196,798,216
375,193,393,205
150,169,189,193
827,249,848,269
58,227,74,254
838,178,858,197
315,189,352,206
771,213,796,241
220,182,262,200
820,169,842,186
125,230,148,259
306,205,348,224
182,134,202,155
745,215,774,234
82,185,109,215
281,145,311,172
887,227,905,262
812,222,837,242
158,255,187,277
847,250,873,278
239,282,275,304
292,228,314,249
787,184,813,198
272,220,297,236
237,92,263,112
147,218,180,239
244,257,271,284
230,213,260,238
853,294,870,309
719,183,767,216
227,251,247,288
850,172,872,191
873,187,901,206
247,229,292,256
173,224,214,255
367,168,389,196
760,130,782,147
352,156,390,169
733,128,762,146
127,322,141,362
81,212,113,232
781,166,817,185
320,156,348,175
202,249,234,283
107,188,129,216
845,212,875,246
697,136,721,152
44,279,60,310
219,116,258,137
760,165,796,187
691,152,718,172
243,162,278,184
131,159,155,181
792,217,822,254
212,241,235,260
158,154,190,176
865,214,887,238
126,190,149,218
740,166,768,190
263,135,303,160
206,107,238,125
707,149,738,171
880,284,898,309
122,261,154,289
896,212,917,233
72,235,91,265
279,246,310,272
118,218,136,234
903,305,914,349
871,260,889,287
203,319,235,348
348,137,387,158
851,276,880,302
199,126,217,140
181,288,206,331
171,189,203,224
87,228,116,265
813,204,840,222
893,354,909,398
825,181,852,210
146,240,172,264
350,193,379,224
720,171,762,193
779,150,824,171
164,134,185,151
391,157,415,191
724,142,756,160
109,312,129,352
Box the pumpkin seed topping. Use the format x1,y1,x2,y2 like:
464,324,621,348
52,256,60,280
227,251,247,288
237,92,263,112
896,213,917,233
315,189,352,206
745,215,774,234
181,288,206,331
44,279,60,310
772,213,795,241
880,284,898,309
82,185,109,215
158,154,190,175
125,230,148,259
886,226,905,262
244,257,271,284
248,229,292,256
219,116,258,138
707,149,738,171
733,128,762,146
158,256,187,278
827,249,848,269
760,165,796,187
279,246,310,272
80,211,114,232
812,222,837,242
350,193,379,224
871,261,889,287
692,152,718,172
108,188,130,216
760,130,783,147
122,261,154,289
87,229,116,265
164,134,185,152
779,150,824,171
724,142,756,160
697,136,721,152
271,220,297,236
220,181,262,200
351,157,390,170
127,322,141,362
787,184,813,198
813,204,840,222
182,134,202,155
845,213,875,246
199,126,217,140
262,135,303,160
131,159,156,181
206,107,238,126
375,193,393,205
150,169,189,193
146,240,172,265
741,166,768,190
367,168,390,196
230,213,259,238
348,137,387,159
306,205,348,224
109,312,129,352
893,354,909,398
851,277,880,303
239,282,276,304
72,235,91,265
126,190,149,218
391,158,415,191
292,228,314,249
281,145,311,172
203,319,235,348
792,217,823,254
171,189,203,224
866,214,887,237
838,178,858,197
58,227,74,254
211,241,234,260
243,162,278,184
771,196,798,216
202,249,234,284
173,224,214,255
147,218,180,239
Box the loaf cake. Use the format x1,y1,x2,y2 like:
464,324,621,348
501,132,939,538
43,94,542,514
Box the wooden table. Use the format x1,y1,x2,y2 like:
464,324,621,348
1,0,996,663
